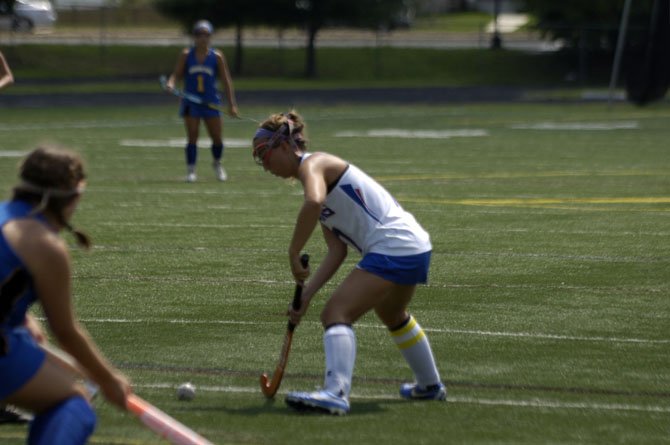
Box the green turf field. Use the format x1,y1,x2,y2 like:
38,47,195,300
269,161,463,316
0,102,668,444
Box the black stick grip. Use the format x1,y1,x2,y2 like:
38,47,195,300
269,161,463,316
288,253,309,331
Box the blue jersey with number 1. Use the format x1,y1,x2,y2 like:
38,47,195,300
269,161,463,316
184,47,220,106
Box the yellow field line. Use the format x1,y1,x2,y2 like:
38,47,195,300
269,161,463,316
400,197,670,206
377,170,670,182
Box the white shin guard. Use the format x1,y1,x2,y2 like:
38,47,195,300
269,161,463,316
323,324,356,399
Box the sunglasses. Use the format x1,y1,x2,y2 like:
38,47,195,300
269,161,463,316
252,141,274,166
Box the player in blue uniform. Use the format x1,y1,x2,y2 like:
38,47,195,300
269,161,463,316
252,111,446,415
0,51,24,425
0,147,131,444
166,20,239,183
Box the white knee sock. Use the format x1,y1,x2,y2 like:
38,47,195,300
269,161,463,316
323,324,356,399
391,315,441,387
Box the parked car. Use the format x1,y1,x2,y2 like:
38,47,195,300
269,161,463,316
0,0,57,32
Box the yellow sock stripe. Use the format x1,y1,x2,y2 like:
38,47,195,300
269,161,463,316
391,316,417,338
396,329,426,350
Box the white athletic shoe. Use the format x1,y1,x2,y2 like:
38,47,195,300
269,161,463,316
213,162,228,181
399,382,447,401
185,172,197,183
0,405,33,424
285,390,350,415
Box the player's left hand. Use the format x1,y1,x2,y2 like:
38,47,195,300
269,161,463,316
290,254,309,282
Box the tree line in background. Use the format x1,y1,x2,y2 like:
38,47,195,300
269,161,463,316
154,0,669,104
154,0,409,79
523,0,669,104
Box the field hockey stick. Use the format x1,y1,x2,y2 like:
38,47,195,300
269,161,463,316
158,75,224,112
259,253,310,398
42,344,213,445
126,394,215,445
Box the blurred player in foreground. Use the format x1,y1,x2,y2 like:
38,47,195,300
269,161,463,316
166,19,239,183
0,50,15,90
251,111,447,415
0,147,132,443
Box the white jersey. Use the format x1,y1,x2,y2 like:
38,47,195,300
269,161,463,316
305,154,431,256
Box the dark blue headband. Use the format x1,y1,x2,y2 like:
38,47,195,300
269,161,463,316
254,128,282,141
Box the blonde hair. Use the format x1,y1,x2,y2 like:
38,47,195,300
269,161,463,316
256,110,308,150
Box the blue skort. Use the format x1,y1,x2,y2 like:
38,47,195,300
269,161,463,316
357,251,431,285
179,99,221,119
0,328,46,401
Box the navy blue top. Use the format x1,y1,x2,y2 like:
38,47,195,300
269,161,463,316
184,47,221,105
0,200,45,331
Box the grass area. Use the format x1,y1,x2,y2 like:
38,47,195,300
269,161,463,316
52,9,499,34
0,101,669,443
0,43,612,93
413,11,493,33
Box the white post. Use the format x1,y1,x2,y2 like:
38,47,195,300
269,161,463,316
609,0,633,106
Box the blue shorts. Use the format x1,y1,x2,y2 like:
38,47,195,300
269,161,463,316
0,328,46,401
179,99,221,119
357,251,431,285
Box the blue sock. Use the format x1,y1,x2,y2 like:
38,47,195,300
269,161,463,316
185,143,197,166
28,396,96,445
211,143,224,162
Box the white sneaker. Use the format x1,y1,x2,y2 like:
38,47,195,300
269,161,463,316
285,390,350,415
213,162,228,181
185,172,197,183
399,382,447,401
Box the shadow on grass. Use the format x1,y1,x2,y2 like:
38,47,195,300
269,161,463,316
177,397,396,417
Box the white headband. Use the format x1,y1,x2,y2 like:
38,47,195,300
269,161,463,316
15,179,85,198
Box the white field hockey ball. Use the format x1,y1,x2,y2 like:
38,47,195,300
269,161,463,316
176,382,196,401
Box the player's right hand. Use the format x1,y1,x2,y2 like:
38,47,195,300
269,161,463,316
101,371,132,410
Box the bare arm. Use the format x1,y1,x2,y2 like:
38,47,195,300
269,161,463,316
289,157,329,281
166,49,188,90
0,51,15,90
216,51,238,117
288,225,348,325
6,220,131,409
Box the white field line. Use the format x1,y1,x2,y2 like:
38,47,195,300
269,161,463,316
0,119,171,131
334,129,488,139
73,317,670,345
86,222,670,237
378,169,669,181
92,221,668,241
510,121,639,130
119,138,249,148
87,241,664,263
445,227,670,237
0,150,28,157
87,186,301,197
95,221,291,229
72,272,667,296
133,383,670,414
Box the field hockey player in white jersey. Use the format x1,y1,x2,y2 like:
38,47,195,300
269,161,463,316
251,111,446,415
